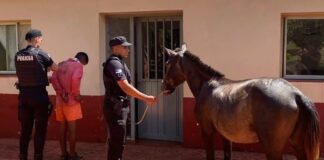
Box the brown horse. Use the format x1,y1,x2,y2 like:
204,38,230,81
161,44,320,160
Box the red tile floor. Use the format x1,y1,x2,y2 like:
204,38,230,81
0,138,322,160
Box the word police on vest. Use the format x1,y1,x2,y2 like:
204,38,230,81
16,55,34,61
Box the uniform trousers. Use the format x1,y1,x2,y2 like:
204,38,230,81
103,99,126,160
18,87,52,160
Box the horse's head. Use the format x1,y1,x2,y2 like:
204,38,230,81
161,44,187,95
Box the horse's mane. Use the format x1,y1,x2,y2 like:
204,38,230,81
183,51,225,79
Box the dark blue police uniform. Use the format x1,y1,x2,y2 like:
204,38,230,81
103,55,131,160
15,45,54,160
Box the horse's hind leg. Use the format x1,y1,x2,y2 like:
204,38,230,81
261,142,284,160
201,129,215,160
290,133,320,160
258,132,288,160
290,95,320,160
290,124,306,160
222,137,232,160
291,142,307,160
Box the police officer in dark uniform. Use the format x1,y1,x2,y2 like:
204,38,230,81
15,29,58,160
103,36,156,160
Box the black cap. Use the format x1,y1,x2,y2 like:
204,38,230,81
25,29,42,40
109,36,132,48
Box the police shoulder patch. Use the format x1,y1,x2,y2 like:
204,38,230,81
115,69,123,78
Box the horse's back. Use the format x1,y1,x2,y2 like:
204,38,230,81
250,78,302,107
209,78,301,110
248,78,302,138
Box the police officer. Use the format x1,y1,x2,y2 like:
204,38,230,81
15,29,58,160
103,36,156,160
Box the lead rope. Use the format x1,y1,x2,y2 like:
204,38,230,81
135,91,165,125
121,91,165,144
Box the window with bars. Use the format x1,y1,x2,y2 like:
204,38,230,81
140,19,181,80
0,22,30,73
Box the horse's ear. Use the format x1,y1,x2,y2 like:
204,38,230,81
178,43,187,54
164,47,177,57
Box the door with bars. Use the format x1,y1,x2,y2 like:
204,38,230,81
135,17,183,141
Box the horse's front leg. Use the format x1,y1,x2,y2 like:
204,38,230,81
201,129,215,160
222,137,232,160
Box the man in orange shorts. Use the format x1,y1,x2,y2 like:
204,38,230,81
51,52,89,160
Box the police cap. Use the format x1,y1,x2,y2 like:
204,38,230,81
109,36,132,48
25,29,42,40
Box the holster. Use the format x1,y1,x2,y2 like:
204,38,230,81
109,96,130,116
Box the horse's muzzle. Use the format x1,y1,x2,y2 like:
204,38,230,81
161,80,174,95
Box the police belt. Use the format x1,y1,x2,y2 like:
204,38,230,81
108,95,130,107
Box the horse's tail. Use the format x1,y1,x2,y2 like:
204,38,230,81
295,94,320,160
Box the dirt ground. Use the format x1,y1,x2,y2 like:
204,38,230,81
0,138,322,160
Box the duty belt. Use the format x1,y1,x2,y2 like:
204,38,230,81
108,95,130,107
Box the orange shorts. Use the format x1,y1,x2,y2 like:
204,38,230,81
55,103,83,121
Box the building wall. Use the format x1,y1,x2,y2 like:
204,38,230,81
0,0,102,95
1,0,324,154
1,0,324,100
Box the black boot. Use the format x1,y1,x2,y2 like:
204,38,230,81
60,154,69,160
69,153,83,160
34,154,43,160
19,154,28,160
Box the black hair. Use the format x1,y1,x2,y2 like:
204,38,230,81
25,29,42,41
75,52,89,64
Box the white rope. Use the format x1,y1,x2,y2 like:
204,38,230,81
135,104,149,125
135,91,166,125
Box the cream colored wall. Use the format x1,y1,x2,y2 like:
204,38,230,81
181,0,324,102
0,0,101,95
1,0,324,102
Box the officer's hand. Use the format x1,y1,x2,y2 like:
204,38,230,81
61,92,69,103
75,94,82,102
48,76,52,83
145,96,156,106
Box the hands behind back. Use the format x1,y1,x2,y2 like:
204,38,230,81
61,92,69,103
75,94,82,102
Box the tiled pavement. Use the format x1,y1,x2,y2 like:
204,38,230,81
0,138,322,160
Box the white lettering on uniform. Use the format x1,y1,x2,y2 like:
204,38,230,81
17,56,34,61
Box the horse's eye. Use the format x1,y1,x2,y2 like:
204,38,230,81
165,63,171,71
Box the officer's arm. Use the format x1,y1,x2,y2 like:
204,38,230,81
48,62,58,72
39,51,58,72
117,79,155,105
